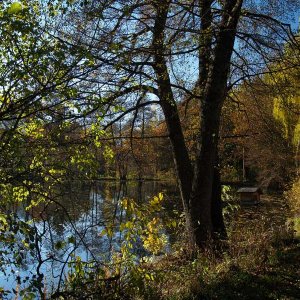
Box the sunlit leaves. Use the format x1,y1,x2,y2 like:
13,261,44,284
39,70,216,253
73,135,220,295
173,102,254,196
21,120,45,139
118,193,169,256
7,2,23,15
90,121,105,148
142,217,168,255
269,42,300,148
0,214,8,230
0,183,30,205
149,192,163,211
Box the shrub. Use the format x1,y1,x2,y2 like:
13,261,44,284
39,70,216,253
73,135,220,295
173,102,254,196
286,175,300,215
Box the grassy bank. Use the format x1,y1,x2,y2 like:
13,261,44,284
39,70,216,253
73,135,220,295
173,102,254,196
131,196,300,300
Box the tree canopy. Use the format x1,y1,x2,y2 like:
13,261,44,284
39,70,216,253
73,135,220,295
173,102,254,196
0,0,299,297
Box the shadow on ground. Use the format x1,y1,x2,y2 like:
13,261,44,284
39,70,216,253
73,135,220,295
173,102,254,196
196,240,300,300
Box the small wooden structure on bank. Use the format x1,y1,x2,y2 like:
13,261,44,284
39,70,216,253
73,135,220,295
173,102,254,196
237,187,262,205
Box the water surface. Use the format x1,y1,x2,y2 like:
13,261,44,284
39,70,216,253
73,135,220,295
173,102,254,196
0,180,179,297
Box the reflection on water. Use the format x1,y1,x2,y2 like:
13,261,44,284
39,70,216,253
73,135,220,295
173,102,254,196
0,180,179,297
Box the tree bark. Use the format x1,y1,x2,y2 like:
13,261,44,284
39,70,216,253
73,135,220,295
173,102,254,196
189,0,243,246
152,1,193,215
152,0,243,248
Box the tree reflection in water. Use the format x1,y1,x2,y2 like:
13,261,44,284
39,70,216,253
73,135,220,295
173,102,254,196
0,180,179,298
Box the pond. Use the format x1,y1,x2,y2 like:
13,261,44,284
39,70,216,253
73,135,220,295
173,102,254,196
0,180,180,298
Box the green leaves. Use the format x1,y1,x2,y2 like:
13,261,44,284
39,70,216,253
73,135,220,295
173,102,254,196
118,193,169,255
55,240,66,250
0,214,8,231
7,2,23,15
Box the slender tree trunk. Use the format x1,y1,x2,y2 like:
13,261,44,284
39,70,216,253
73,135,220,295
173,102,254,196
152,1,193,215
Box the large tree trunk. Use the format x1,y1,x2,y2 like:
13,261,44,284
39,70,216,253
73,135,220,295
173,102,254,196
152,0,243,248
190,0,227,244
189,0,243,246
189,97,223,244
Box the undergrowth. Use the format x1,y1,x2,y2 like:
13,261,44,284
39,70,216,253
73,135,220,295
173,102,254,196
132,195,300,300
51,192,300,300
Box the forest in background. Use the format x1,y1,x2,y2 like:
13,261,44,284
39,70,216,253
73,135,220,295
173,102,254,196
0,0,300,299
